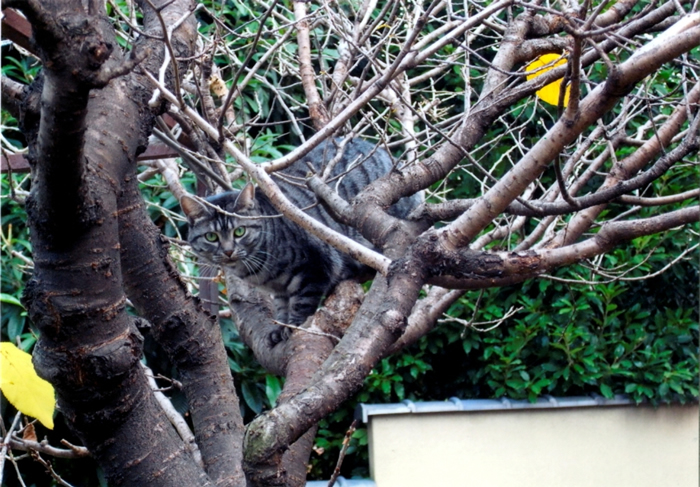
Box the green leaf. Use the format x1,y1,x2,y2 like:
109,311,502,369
0,293,24,308
228,357,242,373
265,375,282,407
241,381,262,414
394,382,405,400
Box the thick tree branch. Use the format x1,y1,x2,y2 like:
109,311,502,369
224,271,290,376
228,269,364,485
546,80,700,247
416,205,699,289
387,286,465,354
16,0,231,485
241,284,362,486
119,178,246,487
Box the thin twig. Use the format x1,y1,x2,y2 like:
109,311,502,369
327,419,358,487
217,0,280,132
141,363,203,468
7,437,90,459
0,412,23,485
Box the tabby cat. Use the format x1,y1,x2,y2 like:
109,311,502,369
182,138,421,343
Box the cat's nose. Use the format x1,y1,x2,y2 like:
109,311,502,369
224,250,234,257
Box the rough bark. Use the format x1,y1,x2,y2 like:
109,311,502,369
16,0,225,485
118,176,246,487
229,270,364,486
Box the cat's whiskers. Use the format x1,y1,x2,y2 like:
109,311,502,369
241,251,272,276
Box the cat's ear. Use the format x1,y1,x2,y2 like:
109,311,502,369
234,184,256,211
180,194,208,221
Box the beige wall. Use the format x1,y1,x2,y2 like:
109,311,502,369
368,404,699,487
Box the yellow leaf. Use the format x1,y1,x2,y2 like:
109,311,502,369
525,53,570,107
0,342,55,429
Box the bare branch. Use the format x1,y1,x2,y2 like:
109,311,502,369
7,437,91,459
142,363,203,468
387,286,465,354
438,22,700,250
1,77,26,119
293,0,330,128
0,412,23,485
618,189,700,207
548,80,700,246
417,205,699,289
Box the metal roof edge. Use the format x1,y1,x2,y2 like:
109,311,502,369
306,477,376,487
355,394,654,423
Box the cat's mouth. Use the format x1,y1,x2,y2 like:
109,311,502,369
214,248,238,263
203,253,238,266
218,255,239,265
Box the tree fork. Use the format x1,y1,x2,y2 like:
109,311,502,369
242,256,426,473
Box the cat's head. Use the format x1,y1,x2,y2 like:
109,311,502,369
181,185,264,271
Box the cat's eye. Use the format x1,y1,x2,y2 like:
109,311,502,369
204,232,219,242
233,227,246,238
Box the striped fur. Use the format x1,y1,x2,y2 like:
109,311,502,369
183,138,421,343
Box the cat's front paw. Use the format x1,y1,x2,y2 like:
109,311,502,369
267,325,292,347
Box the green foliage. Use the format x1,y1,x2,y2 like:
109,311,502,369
220,315,285,420
457,261,699,404
1,51,41,84
1,174,33,350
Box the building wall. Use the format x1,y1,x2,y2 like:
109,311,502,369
368,403,699,487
